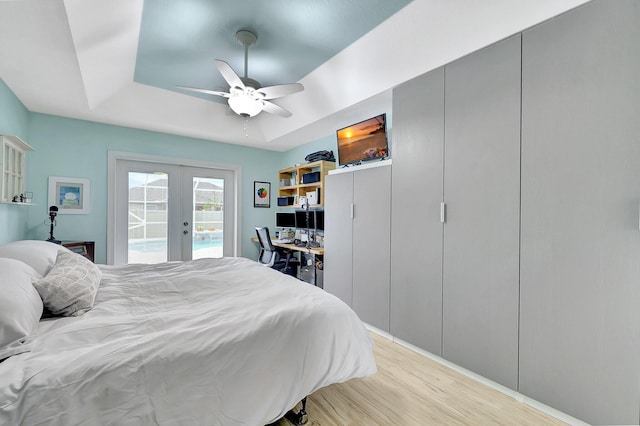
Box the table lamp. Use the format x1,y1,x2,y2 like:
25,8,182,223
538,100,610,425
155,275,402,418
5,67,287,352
46,206,61,244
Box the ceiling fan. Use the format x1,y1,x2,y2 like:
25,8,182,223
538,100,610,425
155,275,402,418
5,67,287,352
177,30,304,118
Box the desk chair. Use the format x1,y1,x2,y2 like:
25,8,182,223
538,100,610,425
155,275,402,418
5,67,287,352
255,226,299,277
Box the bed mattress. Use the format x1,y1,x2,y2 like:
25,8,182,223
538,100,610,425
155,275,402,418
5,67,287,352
0,257,376,425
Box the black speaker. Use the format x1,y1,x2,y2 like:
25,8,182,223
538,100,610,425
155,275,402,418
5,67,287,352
302,171,320,184
277,196,295,206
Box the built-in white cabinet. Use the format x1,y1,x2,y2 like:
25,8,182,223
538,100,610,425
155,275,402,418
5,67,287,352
441,34,521,391
391,35,521,390
388,1,640,423
0,135,34,203
324,162,391,332
519,1,640,424
390,68,444,356
323,171,354,306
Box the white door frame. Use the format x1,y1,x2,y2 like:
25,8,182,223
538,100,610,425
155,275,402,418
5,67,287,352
107,151,242,265
181,165,236,261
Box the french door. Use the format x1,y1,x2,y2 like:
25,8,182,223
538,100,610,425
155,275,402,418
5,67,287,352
112,159,236,265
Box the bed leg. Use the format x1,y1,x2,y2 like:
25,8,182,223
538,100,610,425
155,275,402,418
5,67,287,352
284,397,308,425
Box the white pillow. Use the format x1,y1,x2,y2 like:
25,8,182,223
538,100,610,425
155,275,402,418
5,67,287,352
0,258,43,356
33,251,102,317
0,240,71,277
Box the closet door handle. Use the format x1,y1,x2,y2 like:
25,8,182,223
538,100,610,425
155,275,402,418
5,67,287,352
440,202,447,223
350,203,354,219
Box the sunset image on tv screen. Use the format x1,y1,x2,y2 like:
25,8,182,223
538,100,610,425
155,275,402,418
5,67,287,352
337,114,387,165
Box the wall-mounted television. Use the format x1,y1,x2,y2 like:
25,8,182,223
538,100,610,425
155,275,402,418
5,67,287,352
336,113,389,166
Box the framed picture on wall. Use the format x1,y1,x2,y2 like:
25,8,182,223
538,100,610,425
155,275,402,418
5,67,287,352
48,176,91,214
253,181,270,208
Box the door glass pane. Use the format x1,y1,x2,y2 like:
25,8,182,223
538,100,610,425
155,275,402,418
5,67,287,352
2,145,7,200
128,172,168,264
192,177,224,259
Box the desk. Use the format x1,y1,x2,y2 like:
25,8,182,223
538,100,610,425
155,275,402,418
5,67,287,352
251,237,323,255
251,238,324,287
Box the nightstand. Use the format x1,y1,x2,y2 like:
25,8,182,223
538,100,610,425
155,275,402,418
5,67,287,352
62,241,95,262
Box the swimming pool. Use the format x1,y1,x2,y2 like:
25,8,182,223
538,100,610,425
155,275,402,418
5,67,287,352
129,238,222,252
128,238,224,264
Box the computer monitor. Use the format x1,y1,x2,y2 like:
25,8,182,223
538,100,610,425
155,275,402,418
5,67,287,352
295,210,315,229
275,212,296,228
314,210,324,231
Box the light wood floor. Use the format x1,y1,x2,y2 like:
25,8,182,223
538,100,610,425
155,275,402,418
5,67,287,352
282,333,567,426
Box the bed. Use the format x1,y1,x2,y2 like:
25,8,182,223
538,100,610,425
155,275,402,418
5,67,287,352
0,240,376,425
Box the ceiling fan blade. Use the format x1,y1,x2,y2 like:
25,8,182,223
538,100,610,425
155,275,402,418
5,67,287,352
176,86,231,98
258,83,304,100
262,100,292,118
215,59,245,89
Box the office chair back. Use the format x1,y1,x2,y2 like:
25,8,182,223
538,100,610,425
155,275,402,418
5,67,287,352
255,226,299,277
255,226,278,267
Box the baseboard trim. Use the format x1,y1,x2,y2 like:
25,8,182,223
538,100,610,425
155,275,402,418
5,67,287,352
364,325,589,426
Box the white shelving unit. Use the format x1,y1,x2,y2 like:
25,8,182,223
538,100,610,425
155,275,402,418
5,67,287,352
0,135,34,203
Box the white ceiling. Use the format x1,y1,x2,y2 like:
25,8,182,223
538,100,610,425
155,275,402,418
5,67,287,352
0,0,590,152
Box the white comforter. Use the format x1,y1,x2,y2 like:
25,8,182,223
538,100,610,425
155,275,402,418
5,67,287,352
0,257,376,425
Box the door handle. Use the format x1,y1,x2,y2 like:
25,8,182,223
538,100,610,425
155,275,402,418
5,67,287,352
183,230,189,235
183,221,189,227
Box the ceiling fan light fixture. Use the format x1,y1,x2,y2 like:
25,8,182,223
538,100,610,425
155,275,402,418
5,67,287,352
228,94,263,118
178,29,302,118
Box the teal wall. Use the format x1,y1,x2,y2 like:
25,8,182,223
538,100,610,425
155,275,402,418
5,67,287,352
278,134,338,169
0,79,30,245
24,113,281,263
1,78,376,257
276,116,393,170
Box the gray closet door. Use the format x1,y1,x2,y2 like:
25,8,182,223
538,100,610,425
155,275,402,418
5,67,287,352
520,1,640,424
390,67,444,354
442,34,521,390
323,172,354,306
352,165,391,332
